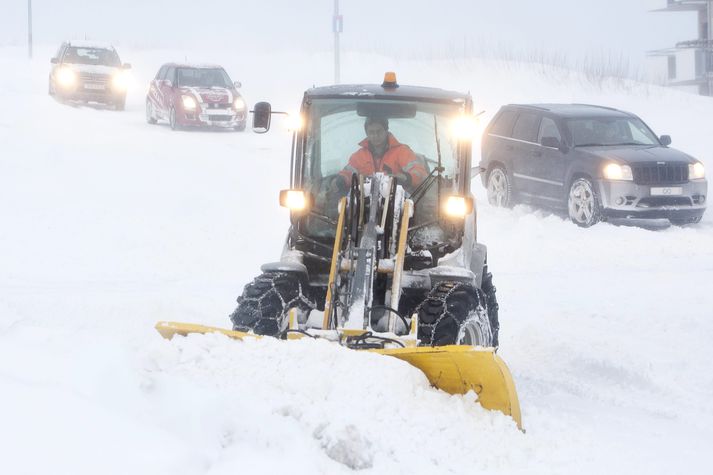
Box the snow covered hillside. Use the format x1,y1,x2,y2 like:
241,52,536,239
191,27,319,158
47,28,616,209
1,45,712,474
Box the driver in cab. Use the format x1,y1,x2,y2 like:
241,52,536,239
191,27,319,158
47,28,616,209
333,117,427,193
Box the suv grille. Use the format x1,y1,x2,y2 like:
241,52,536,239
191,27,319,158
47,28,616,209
632,163,688,185
79,72,109,84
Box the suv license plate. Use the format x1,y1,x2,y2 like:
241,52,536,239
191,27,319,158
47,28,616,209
651,187,682,196
84,83,105,90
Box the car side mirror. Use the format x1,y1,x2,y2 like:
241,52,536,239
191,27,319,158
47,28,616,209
50,57,58,64
541,136,561,149
122,63,132,69
234,81,242,89
660,135,672,146
161,79,172,88
252,101,272,133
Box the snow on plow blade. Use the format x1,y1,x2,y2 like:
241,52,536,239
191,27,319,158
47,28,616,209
155,321,522,429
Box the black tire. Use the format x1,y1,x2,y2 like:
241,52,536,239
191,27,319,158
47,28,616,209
481,267,500,347
233,122,246,132
230,272,315,337
567,177,601,227
114,98,126,111
146,99,157,124
486,165,514,208
670,216,702,226
169,106,179,130
416,281,495,347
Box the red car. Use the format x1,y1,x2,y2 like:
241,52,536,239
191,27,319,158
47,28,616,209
145,63,247,131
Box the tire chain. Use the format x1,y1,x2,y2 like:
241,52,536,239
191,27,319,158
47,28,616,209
232,272,316,334
416,281,487,346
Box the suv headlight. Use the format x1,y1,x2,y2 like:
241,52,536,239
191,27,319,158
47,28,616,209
603,163,633,181
233,97,245,110
182,95,197,110
689,162,705,180
56,67,77,87
111,71,130,91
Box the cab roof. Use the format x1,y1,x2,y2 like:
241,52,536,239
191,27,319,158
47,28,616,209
65,40,116,50
304,83,470,104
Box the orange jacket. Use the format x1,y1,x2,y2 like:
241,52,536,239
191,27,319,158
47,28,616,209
338,133,427,189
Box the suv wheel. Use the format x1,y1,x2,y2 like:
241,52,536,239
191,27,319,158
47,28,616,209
568,177,601,227
487,166,513,207
146,100,157,124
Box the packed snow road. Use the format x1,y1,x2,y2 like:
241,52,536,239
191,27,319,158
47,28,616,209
1,46,712,474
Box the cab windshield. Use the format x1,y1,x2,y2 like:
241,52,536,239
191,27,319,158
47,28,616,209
176,68,232,88
298,97,468,241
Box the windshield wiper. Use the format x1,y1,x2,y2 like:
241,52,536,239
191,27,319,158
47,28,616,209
575,143,607,147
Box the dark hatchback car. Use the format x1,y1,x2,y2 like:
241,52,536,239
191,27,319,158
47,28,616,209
48,41,131,110
480,104,707,226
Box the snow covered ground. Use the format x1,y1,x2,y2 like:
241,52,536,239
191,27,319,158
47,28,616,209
1,44,712,474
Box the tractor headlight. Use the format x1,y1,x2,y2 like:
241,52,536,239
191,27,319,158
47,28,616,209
603,163,633,181
451,115,479,140
286,112,304,131
279,189,311,212
443,195,474,218
233,97,246,110
181,95,197,111
111,70,130,91
56,67,77,87
689,162,705,179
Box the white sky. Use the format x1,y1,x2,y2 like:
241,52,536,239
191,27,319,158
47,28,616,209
0,1,698,68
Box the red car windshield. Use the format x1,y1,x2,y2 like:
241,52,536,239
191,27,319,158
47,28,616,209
176,68,232,88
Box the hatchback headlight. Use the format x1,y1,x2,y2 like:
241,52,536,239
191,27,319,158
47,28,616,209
603,163,633,181
233,97,246,110
182,95,197,110
689,162,705,179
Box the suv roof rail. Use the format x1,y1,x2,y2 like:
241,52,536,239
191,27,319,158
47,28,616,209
569,103,622,112
505,104,550,111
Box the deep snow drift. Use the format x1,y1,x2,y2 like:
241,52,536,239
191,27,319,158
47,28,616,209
1,45,712,474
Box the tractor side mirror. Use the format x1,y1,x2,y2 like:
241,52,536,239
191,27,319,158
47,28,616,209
252,101,272,133
660,135,672,146
50,57,58,64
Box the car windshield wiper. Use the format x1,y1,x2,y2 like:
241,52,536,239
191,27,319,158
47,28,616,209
609,142,646,146
574,143,608,147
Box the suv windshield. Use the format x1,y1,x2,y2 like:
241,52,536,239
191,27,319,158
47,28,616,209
566,116,658,146
176,68,232,88
63,47,121,67
299,98,467,242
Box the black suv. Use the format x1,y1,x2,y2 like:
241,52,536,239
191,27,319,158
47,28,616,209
49,41,131,110
480,104,707,226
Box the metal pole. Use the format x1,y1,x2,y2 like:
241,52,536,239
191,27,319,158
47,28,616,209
334,0,340,84
28,0,33,59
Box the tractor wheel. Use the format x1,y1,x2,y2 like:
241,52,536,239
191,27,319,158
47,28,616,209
481,267,500,347
230,272,315,337
416,281,494,347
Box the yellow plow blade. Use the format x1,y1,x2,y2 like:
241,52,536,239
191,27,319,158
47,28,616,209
154,321,522,429
375,345,522,429
155,321,257,341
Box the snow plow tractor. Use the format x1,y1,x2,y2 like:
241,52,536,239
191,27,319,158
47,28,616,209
156,73,522,429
